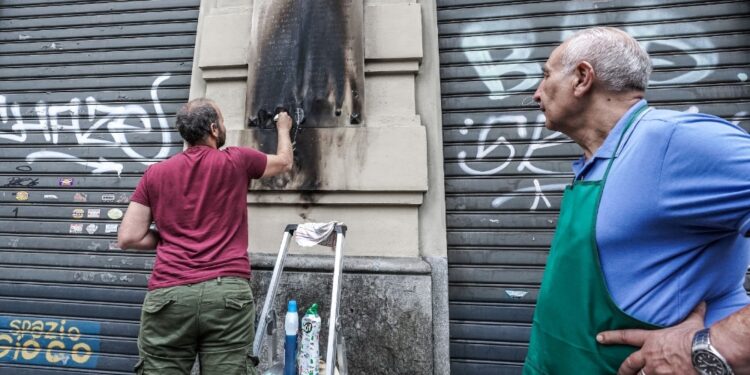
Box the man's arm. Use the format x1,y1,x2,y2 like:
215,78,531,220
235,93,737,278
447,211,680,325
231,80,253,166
597,302,750,374
117,201,159,250
711,304,750,373
261,111,293,178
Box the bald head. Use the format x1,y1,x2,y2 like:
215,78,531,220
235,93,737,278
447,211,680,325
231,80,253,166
560,27,652,92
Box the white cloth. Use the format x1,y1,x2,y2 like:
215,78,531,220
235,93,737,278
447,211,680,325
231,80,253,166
294,222,341,248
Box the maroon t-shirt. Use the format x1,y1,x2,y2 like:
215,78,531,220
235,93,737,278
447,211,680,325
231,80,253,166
130,145,267,290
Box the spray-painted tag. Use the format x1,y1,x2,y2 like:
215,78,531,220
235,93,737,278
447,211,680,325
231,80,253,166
505,290,528,299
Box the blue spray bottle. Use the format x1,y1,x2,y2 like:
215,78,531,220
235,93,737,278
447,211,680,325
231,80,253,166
284,300,299,375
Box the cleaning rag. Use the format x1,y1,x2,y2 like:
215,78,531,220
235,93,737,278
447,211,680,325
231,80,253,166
294,222,342,248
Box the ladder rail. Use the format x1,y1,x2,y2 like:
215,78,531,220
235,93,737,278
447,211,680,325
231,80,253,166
325,228,346,375
252,227,295,357
253,223,348,374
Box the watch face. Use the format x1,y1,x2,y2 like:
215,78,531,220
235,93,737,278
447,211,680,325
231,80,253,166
694,350,728,375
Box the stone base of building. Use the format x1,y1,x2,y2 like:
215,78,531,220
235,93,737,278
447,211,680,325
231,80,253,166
249,253,439,375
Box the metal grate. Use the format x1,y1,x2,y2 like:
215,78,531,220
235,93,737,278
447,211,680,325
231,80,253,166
0,0,199,373
436,1,750,373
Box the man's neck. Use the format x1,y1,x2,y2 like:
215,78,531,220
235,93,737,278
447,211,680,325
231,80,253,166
569,92,644,160
189,138,217,149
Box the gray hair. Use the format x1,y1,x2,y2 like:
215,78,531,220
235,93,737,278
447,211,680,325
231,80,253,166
561,27,652,92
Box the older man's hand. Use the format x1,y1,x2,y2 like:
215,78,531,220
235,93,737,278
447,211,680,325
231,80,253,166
596,302,706,375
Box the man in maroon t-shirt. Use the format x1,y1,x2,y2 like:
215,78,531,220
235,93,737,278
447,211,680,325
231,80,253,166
118,98,292,375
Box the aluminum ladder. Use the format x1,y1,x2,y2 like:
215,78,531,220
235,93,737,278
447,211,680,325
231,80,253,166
252,224,348,375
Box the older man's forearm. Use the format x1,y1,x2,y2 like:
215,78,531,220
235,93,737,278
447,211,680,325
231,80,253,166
711,304,750,373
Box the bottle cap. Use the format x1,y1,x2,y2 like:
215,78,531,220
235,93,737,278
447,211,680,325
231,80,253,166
306,303,319,315
288,300,297,313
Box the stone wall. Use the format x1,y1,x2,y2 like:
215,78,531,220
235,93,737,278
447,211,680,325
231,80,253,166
251,255,434,374
188,0,448,373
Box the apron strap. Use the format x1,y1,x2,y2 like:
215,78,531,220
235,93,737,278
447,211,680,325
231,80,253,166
600,105,651,182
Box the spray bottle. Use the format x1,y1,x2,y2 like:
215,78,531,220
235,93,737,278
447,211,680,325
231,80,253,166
284,300,298,375
298,303,322,375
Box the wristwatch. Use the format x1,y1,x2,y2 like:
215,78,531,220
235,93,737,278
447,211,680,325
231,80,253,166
692,328,734,375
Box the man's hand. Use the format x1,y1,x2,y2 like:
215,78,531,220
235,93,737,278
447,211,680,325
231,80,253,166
275,111,292,133
597,302,706,375
262,111,294,177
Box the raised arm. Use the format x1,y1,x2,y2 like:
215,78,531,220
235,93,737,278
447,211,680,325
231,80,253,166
261,111,294,178
117,201,160,250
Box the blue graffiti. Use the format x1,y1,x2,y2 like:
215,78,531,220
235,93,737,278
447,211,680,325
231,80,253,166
0,316,100,368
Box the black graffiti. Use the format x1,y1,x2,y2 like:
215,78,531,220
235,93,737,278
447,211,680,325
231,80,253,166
15,165,32,172
3,177,39,188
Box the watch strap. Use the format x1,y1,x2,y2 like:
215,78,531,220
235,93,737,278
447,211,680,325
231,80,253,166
692,328,734,375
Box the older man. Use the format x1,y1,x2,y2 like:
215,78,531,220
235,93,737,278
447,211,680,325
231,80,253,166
118,98,293,375
523,27,750,375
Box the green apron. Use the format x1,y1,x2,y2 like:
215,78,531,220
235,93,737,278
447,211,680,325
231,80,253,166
523,106,660,374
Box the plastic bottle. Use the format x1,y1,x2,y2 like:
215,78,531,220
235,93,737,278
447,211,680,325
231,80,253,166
298,303,322,375
262,362,283,375
284,300,299,375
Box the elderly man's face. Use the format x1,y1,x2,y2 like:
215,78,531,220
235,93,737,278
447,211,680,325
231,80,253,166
533,44,575,132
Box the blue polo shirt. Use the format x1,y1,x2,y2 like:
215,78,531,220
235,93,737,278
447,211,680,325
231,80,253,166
573,99,750,327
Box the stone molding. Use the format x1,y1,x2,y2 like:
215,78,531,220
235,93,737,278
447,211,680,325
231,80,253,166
250,253,432,274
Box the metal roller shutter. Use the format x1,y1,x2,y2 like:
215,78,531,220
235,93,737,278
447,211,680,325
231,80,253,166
437,1,750,374
0,1,199,373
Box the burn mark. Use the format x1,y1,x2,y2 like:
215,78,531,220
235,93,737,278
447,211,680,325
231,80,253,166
247,0,362,129
246,0,363,191
252,127,321,198
348,70,362,125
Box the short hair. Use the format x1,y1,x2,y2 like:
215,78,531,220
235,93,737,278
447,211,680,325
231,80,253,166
561,27,652,92
175,98,219,145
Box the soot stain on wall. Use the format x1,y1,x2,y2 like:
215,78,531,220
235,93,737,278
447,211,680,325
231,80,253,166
247,0,362,193
248,0,355,129
252,127,322,197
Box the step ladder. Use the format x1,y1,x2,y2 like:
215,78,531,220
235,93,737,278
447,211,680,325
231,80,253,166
252,224,348,375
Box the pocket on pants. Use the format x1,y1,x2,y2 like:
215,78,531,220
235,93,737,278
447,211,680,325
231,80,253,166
143,295,174,314
246,350,260,375
133,358,144,375
224,294,252,310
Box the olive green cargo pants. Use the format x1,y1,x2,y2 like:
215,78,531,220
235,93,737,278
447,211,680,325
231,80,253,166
135,277,259,375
